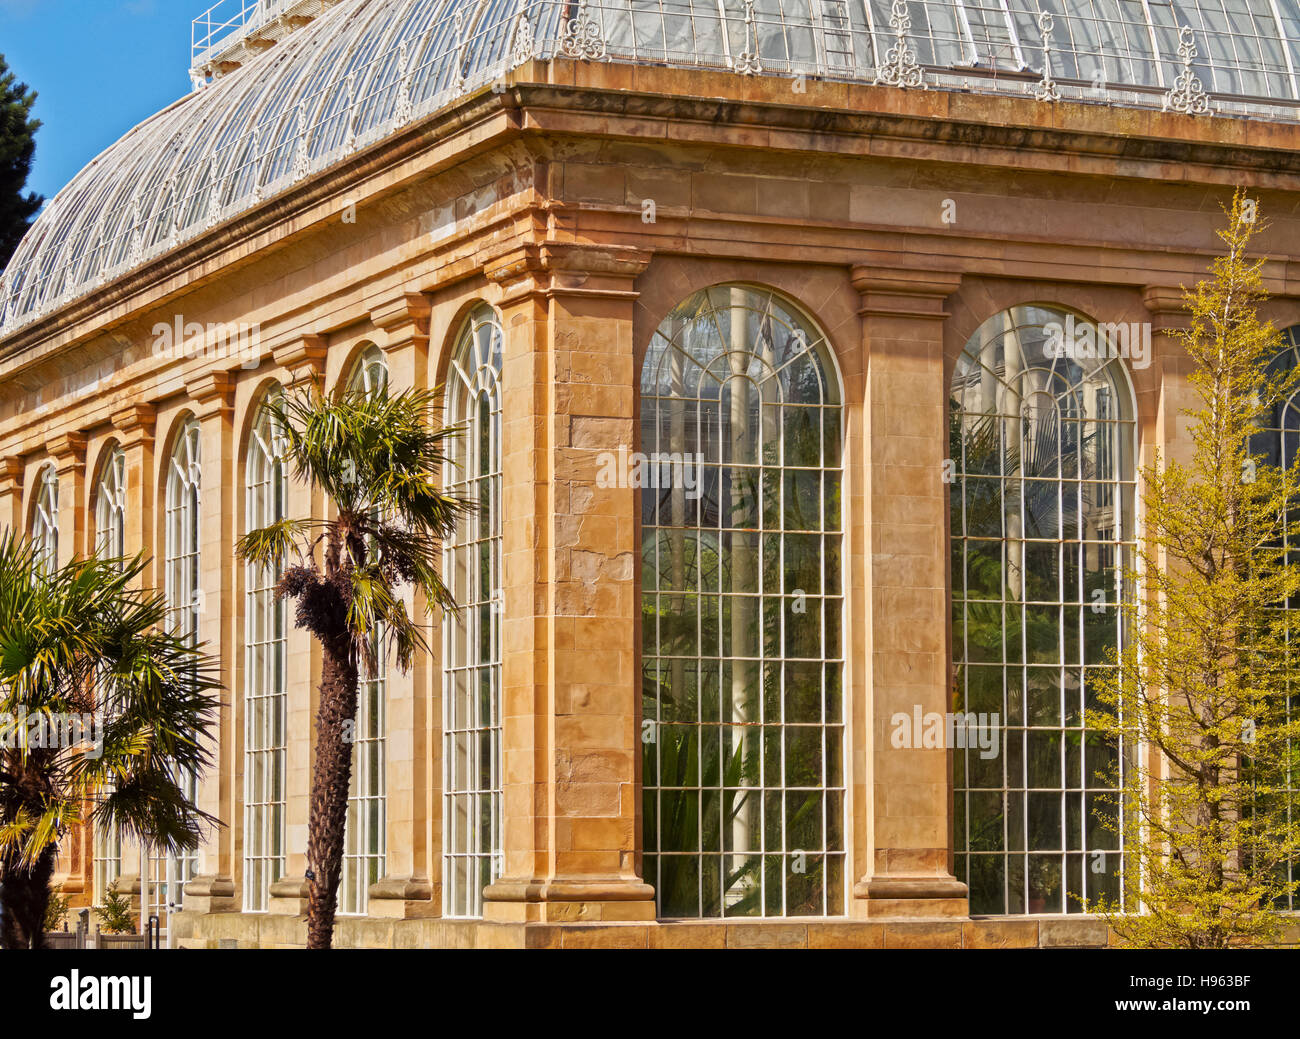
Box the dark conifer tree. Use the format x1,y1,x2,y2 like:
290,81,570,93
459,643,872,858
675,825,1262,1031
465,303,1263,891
0,55,42,270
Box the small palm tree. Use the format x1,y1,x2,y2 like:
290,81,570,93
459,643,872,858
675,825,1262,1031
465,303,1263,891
0,536,220,949
236,383,465,949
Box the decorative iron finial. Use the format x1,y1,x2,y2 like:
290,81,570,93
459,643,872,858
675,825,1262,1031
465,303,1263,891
126,199,144,269
394,40,414,125
1163,25,1210,115
205,157,223,230
454,11,468,94
560,0,607,61
250,123,264,204
166,173,182,246
343,71,358,154
511,7,535,67
733,0,762,76
1031,11,1060,102
292,101,310,181
874,0,925,89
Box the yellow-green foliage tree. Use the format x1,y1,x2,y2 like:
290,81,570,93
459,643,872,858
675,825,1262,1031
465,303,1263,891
1089,191,1300,948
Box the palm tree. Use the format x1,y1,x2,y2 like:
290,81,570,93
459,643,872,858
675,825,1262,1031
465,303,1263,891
0,536,220,949
236,383,466,949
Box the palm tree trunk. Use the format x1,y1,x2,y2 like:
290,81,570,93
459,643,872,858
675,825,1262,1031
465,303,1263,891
305,631,359,949
0,841,57,949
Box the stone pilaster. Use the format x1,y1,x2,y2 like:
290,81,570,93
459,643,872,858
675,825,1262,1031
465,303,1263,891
107,404,157,911
480,242,657,923
0,457,22,536
266,338,327,916
46,432,87,565
183,372,238,901
110,404,156,586
366,295,436,918
851,265,968,918
1142,286,1194,469
42,433,89,895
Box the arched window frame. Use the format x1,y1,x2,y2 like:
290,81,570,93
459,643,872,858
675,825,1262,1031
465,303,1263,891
639,283,847,919
92,446,127,905
949,303,1138,916
340,346,389,916
156,417,203,920
243,394,289,913
94,448,127,560
31,463,59,571
442,305,504,919
1257,325,1300,909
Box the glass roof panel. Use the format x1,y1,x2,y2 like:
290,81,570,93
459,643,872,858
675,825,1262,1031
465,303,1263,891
4,0,1299,336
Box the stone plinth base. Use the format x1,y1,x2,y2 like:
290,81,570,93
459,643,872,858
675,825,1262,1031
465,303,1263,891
268,875,309,915
173,911,1139,949
367,876,437,919
855,874,969,919
181,875,237,915
482,876,658,923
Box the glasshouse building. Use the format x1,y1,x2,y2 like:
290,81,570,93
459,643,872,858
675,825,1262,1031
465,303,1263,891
2,0,1300,948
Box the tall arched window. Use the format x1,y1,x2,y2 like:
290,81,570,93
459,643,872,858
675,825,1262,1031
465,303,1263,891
340,347,388,916
94,448,126,559
166,420,202,644
640,284,845,918
244,396,288,912
950,304,1137,915
31,464,58,571
1256,324,1300,908
158,418,203,918
442,305,503,918
93,447,126,904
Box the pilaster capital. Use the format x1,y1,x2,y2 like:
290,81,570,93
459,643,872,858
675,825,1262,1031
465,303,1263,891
110,403,157,446
484,242,652,303
851,265,963,319
1142,284,1192,329
369,294,431,356
45,432,88,473
185,371,236,418
272,334,329,388
0,457,23,495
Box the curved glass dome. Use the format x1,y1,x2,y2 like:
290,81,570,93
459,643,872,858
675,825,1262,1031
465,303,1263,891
3,0,1298,335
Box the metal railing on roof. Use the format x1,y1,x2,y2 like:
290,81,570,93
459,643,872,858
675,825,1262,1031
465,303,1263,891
192,0,282,64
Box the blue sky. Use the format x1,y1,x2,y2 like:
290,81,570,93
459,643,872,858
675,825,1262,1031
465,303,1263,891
0,0,196,205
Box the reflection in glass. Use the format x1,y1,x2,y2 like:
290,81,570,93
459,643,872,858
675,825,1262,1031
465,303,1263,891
342,347,389,916
442,306,503,918
157,419,203,923
31,464,58,571
641,284,845,918
244,397,289,912
950,305,1135,915
1254,327,1300,908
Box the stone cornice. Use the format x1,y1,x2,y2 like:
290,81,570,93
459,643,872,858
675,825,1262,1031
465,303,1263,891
4,67,1300,381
